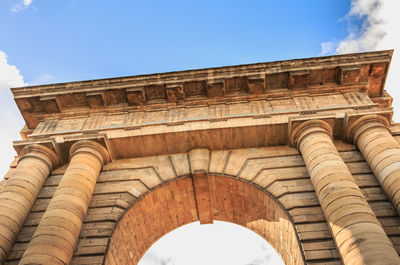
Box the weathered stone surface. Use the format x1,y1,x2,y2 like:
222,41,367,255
19,141,109,265
106,176,304,265
3,51,400,265
290,119,400,265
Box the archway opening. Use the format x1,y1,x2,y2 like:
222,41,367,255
105,175,304,265
138,220,285,265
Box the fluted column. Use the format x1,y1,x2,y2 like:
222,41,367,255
347,114,400,216
19,140,110,265
0,145,58,264
291,120,400,265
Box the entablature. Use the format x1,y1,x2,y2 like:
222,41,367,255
12,50,393,130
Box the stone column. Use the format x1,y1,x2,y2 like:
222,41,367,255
0,145,58,264
19,140,110,265
291,120,400,265
347,114,400,216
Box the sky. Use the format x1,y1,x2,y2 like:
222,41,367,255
138,221,284,265
0,0,399,264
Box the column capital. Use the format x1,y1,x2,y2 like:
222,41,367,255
344,114,391,144
69,140,111,167
19,144,60,171
289,119,333,149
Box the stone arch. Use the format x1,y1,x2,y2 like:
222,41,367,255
104,175,305,265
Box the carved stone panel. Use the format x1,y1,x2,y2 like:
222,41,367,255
32,120,58,135
313,94,349,109
184,106,210,121
209,104,227,121
99,114,127,129
227,103,252,117
270,99,296,112
266,72,288,90
292,97,317,112
54,118,86,133
167,108,185,125
142,110,168,125
250,101,272,118
125,111,146,129
343,92,374,108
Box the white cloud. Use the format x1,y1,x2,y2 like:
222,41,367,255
0,51,55,180
0,51,26,89
320,0,387,55
10,0,34,13
320,0,400,121
24,0,33,6
336,0,386,54
0,50,26,179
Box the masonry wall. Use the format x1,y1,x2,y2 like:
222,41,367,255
4,139,400,265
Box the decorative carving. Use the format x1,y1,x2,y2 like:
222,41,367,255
271,99,296,112
32,120,58,135
183,81,206,98
251,100,272,118
225,76,246,95
125,111,145,129
55,118,86,133
289,70,309,89
313,94,348,109
227,103,252,117
167,107,185,126
265,72,288,90
206,79,224,98
144,84,166,102
209,104,227,122
86,92,104,109
144,110,168,125
184,106,210,121
28,92,382,139
126,87,146,106
292,97,317,111
246,75,265,94
338,65,361,85
166,84,185,102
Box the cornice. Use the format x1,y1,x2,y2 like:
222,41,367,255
11,50,393,130
12,50,393,99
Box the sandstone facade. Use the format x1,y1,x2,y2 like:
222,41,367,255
1,50,400,264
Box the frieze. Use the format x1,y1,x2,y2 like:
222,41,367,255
29,93,377,138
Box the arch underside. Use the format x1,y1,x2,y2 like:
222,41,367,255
105,175,304,265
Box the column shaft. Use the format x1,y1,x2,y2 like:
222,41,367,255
349,115,400,216
19,140,109,265
292,120,400,265
0,145,58,264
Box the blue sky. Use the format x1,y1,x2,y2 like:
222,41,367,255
0,0,351,83
0,1,399,264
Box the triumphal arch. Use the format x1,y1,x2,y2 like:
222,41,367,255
1,50,400,265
